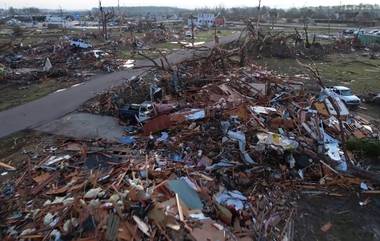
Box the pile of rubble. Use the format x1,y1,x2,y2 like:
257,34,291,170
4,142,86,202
1,59,379,241
0,37,126,86
241,19,363,60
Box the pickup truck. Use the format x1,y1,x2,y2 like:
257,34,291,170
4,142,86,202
119,101,176,124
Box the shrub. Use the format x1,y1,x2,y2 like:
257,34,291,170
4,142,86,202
346,137,380,158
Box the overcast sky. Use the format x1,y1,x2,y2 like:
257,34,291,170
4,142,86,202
1,0,379,10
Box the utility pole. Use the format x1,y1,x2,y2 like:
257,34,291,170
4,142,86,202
328,7,331,36
190,14,195,47
98,0,101,36
214,23,219,45
256,0,262,37
118,0,122,34
59,5,65,32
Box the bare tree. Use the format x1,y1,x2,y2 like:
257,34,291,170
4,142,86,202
189,14,196,47
269,9,278,30
256,0,262,37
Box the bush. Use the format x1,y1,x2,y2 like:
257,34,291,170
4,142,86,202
346,137,380,158
12,26,24,37
0,65,5,78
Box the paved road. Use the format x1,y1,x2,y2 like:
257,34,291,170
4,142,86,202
0,33,240,138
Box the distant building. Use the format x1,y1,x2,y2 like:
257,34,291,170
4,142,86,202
188,13,225,28
46,15,64,24
214,13,225,26
46,15,66,28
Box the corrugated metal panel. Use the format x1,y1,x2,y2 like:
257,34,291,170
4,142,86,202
143,114,171,135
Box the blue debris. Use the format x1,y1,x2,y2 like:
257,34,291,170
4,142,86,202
157,132,169,142
169,153,183,162
119,136,135,145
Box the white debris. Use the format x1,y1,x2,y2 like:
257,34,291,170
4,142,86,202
43,212,59,227
50,229,61,241
63,218,79,232
43,57,52,72
20,228,36,237
133,215,150,237
84,187,103,199
44,155,71,166
360,182,369,191
109,194,120,202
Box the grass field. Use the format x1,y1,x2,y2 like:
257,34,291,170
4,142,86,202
255,53,380,95
255,53,380,120
0,79,79,111
118,29,236,59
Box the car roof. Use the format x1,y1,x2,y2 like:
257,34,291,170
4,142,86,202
333,86,350,90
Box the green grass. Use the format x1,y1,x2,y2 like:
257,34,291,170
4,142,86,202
118,29,237,60
0,80,73,111
0,131,30,159
155,41,179,50
255,53,380,95
319,55,380,94
195,29,235,42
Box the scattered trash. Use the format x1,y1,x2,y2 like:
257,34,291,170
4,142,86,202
84,187,103,199
168,179,203,210
0,161,16,171
320,222,333,233
119,136,136,145
360,182,369,191
43,57,53,72
133,215,150,237
216,190,248,211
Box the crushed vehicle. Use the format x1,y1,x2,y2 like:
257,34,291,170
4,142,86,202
119,101,177,124
325,86,361,107
90,50,108,59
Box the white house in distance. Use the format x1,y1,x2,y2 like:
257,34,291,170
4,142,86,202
188,13,225,28
46,15,67,28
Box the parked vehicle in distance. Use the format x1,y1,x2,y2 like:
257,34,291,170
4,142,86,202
372,93,380,104
70,38,92,49
368,29,380,35
353,30,365,35
185,31,193,38
326,86,361,107
343,29,355,35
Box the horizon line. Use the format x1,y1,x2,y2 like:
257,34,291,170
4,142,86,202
2,3,380,12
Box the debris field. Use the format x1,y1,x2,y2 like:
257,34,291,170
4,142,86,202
0,43,379,241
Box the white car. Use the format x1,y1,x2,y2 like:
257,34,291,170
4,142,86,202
70,38,92,49
326,86,361,107
185,31,193,38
